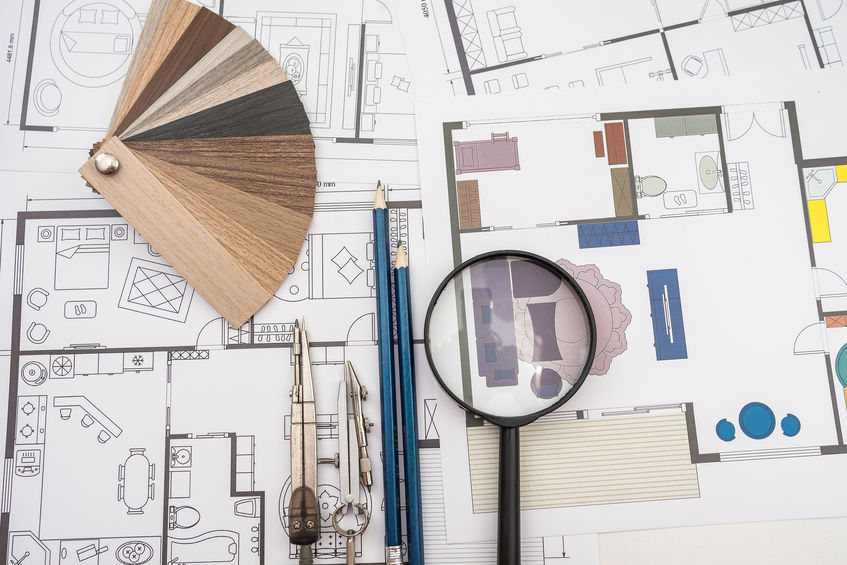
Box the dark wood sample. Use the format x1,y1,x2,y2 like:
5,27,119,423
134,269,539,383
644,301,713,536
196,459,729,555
114,6,235,135
124,81,311,142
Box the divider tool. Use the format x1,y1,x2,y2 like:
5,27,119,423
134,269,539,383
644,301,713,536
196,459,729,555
289,320,319,564
332,361,373,564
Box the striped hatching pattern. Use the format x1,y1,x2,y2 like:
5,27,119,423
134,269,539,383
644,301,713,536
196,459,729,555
467,413,699,513
420,449,545,564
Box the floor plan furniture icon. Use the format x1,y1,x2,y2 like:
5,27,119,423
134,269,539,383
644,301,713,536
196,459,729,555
454,132,520,174
50,0,141,88
55,225,111,290
471,258,519,387
26,288,49,310
116,541,154,565
604,122,627,165
647,269,688,361
484,79,501,94
168,531,239,565
487,7,527,63
21,361,47,386
681,55,705,77
457,180,482,229
716,418,736,441
169,505,201,529
577,221,640,249
512,72,529,89
26,322,50,344
530,368,563,399
119,258,194,322
118,448,155,514
781,413,801,436
654,114,718,138
738,402,776,440
808,198,832,243
53,395,123,436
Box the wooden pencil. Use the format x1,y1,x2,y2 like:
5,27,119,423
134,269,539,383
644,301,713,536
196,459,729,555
373,181,403,563
394,244,424,565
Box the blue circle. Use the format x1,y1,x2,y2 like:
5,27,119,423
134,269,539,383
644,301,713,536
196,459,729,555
739,402,776,439
715,418,735,441
781,414,801,437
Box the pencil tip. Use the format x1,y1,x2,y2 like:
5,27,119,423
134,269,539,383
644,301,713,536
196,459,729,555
395,244,408,268
374,181,387,209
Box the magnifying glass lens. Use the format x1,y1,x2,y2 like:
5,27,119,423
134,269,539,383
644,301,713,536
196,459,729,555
426,254,593,420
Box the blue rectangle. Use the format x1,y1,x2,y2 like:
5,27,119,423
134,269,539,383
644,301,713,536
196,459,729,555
578,220,640,249
646,268,688,361
480,304,491,324
484,342,497,362
494,369,515,382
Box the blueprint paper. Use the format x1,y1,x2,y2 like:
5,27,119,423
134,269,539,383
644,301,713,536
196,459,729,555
395,0,846,98
0,0,599,562
413,71,847,543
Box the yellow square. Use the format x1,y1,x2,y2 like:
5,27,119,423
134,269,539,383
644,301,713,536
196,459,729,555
837,165,847,183
808,199,831,243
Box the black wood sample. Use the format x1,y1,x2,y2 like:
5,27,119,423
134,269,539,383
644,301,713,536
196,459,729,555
125,81,311,142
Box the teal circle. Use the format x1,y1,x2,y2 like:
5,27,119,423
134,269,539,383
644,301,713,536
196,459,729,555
836,343,847,387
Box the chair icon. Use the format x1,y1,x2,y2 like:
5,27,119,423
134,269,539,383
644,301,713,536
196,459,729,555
26,323,50,344
26,288,49,310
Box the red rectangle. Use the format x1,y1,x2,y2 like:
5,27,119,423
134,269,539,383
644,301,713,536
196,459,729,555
604,122,627,165
593,131,605,158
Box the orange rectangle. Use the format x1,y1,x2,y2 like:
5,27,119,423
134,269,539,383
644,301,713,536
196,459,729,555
593,131,605,158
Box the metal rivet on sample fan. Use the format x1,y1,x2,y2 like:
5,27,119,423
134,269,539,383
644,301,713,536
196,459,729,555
94,153,120,175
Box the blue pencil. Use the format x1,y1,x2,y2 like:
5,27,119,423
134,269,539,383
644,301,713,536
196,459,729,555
373,181,403,564
394,244,424,565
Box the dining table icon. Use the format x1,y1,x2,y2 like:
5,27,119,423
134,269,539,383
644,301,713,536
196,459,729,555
118,448,155,514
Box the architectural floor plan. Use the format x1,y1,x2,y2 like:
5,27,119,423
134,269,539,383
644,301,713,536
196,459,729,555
4,0,847,560
397,0,847,97
413,73,847,541
0,0,600,563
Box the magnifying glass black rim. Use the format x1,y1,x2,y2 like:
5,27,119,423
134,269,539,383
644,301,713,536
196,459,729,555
423,249,597,428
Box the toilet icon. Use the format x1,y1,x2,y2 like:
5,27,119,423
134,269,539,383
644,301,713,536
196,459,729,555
169,505,201,529
635,175,667,197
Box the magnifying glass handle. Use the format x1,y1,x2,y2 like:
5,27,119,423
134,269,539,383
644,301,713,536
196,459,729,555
498,426,520,565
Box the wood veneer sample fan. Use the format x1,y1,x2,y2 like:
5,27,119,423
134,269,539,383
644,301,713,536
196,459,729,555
79,0,316,328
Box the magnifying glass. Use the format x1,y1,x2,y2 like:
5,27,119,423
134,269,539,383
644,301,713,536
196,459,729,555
424,250,596,565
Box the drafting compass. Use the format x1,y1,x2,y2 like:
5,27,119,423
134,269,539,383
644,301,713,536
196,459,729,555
332,361,373,565
289,320,319,564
